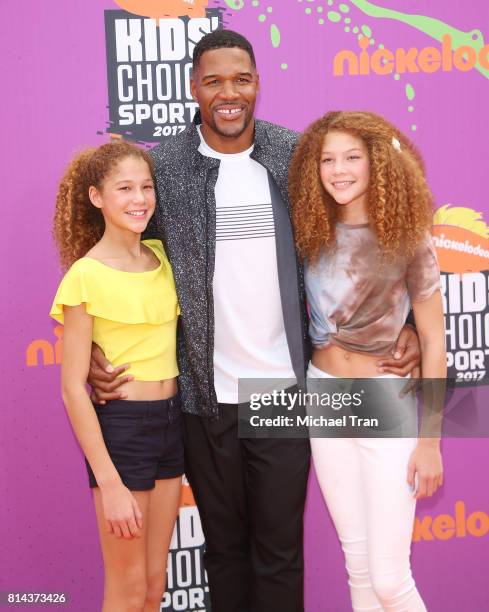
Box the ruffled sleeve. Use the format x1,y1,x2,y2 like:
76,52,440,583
406,232,441,303
50,249,179,326
50,260,92,324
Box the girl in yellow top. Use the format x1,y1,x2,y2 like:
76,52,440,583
50,142,182,612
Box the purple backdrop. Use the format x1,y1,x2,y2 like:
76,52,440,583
2,1,488,610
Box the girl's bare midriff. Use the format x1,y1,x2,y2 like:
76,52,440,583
312,344,391,378
117,377,178,401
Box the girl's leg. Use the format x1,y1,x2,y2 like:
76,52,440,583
308,363,382,611
311,437,383,611
143,477,182,612
93,489,150,612
359,437,427,611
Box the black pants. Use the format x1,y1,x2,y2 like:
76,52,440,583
183,403,311,612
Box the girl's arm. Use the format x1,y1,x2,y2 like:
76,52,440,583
61,304,142,539
407,291,446,498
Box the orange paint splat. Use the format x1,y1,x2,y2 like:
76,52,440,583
114,0,209,19
359,36,370,51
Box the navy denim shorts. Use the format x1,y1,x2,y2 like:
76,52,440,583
86,394,184,491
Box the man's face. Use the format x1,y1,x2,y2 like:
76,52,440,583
191,47,259,146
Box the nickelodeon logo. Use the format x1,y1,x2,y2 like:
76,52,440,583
432,205,489,274
333,34,489,77
413,501,489,542
113,0,209,19
26,326,63,367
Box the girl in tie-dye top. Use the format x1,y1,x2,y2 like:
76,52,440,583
289,112,445,612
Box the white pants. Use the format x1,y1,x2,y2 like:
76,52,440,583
307,362,427,612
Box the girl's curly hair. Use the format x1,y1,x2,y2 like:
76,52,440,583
289,111,434,263
53,141,154,269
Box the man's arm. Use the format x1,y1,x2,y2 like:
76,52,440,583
376,323,421,377
87,345,133,404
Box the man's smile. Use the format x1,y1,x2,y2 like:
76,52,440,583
214,105,246,120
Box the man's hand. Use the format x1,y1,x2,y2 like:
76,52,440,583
377,324,421,377
88,344,133,405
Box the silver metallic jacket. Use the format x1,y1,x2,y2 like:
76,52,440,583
150,116,310,418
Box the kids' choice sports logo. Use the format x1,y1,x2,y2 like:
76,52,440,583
333,34,489,77
433,205,489,385
105,1,223,142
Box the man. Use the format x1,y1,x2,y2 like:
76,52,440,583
90,30,421,612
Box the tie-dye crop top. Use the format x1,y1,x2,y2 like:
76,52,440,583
304,223,441,356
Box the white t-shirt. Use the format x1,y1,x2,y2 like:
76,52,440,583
198,128,295,403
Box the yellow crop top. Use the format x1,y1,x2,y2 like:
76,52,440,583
50,239,179,381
